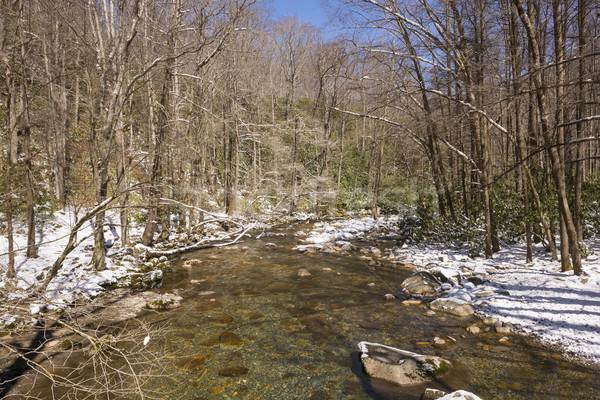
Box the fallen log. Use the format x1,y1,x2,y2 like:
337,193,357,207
142,223,255,259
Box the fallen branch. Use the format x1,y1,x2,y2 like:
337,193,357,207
143,222,256,259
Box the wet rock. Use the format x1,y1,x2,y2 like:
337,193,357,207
498,336,513,346
298,269,312,277
108,270,163,290
201,331,243,348
467,325,481,334
209,315,234,325
218,366,249,376
183,259,203,268
359,321,385,330
482,316,498,326
421,388,447,400
146,293,182,310
401,272,442,298
358,341,451,386
433,337,446,345
430,298,474,317
174,355,208,371
209,386,226,394
245,312,264,320
489,345,511,353
496,326,511,334
360,246,382,257
384,293,396,300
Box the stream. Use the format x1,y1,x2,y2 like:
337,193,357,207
141,223,600,400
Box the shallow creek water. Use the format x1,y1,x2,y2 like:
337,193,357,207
146,224,600,400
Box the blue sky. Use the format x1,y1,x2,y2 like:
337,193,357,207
269,0,330,27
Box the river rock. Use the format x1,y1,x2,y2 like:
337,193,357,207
298,269,312,277
496,326,511,334
125,270,163,290
437,390,483,400
401,272,442,298
146,293,182,310
482,316,498,326
430,298,474,317
467,325,481,334
422,388,447,400
218,366,249,376
358,341,451,386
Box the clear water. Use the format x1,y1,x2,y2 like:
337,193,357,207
146,225,600,400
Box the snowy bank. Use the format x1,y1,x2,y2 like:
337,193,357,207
400,240,600,366
297,217,600,366
0,209,140,312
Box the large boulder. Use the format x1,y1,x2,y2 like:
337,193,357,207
358,342,451,385
401,272,442,298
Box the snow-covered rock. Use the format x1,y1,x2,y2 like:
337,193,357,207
401,272,442,298
430,297,475,317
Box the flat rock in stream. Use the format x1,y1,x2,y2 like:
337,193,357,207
358,341,451,386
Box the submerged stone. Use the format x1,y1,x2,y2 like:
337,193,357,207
174,354,208,371
209,315,234,325
200,331,243,348
218,366,249,376
358,341,451,386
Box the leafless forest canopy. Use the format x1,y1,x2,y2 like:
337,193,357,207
2,0,600,274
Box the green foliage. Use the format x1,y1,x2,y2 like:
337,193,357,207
335,187,368,211
581,176,600,237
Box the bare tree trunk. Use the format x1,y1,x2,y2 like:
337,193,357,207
513,0,582,274
23,126,37,258
42,20,68,207
574,0,587,245
552,0,572,272
4,161,15,279
337,114,345,191
290,116,299,214
372,139,383,220
17,15,37,258
508,0,533,262
143,73,170,246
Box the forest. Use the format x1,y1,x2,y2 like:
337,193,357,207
3,0,600,399
2,0,600,282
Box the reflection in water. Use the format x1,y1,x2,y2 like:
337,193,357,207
149,226,600,400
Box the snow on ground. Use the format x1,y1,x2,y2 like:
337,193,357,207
403,240,600,366
298,217,600,366
0,208,141,319
301,216,400,244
